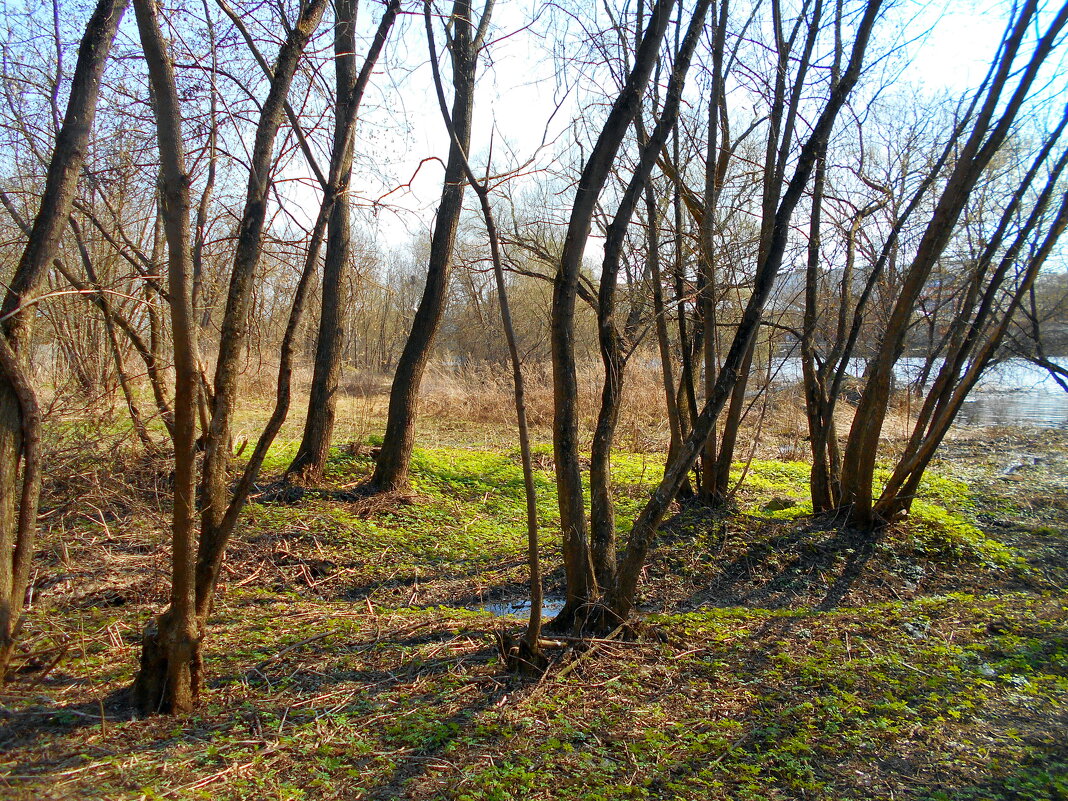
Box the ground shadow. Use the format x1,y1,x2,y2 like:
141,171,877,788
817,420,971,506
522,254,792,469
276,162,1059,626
0,685,136,754
677,512,879,612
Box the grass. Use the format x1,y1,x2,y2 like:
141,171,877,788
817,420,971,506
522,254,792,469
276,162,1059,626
7,594,1065,800
1,416,1066,800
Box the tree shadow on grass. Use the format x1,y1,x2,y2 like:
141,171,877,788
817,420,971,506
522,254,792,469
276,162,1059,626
365,671,513,799
209,623,501,694
679,515,879,612
917,717,1068,801
249,479,416,508
338,557,538,604
206,622,519,799
0,684,137,754
0,618,519,796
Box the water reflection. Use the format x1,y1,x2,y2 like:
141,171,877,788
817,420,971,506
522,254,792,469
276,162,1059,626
472,598,566,618
768,356,1067,428
956,391,1068,428
902,358,1067,428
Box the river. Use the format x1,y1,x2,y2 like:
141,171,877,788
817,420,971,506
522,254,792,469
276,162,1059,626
767,357,1068,428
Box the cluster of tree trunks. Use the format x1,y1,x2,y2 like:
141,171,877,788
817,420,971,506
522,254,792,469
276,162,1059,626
2,0,1067,711
0,0,129,683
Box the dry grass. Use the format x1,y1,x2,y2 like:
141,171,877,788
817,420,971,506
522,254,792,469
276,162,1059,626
36,352,932,466
414,360,673,451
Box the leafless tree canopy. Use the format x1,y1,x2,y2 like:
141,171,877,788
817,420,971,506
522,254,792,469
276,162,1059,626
0,0,1066,708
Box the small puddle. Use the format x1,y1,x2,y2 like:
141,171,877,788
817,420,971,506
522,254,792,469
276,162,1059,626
472,598,567,618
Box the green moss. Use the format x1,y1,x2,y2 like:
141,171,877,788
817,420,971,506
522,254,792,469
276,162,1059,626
256,438,302,475
903,500,1022,568
22,422,1068,801
913,471,974,510
734,460,811,497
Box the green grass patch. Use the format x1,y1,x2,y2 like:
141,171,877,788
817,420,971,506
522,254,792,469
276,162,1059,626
902,500,1023,568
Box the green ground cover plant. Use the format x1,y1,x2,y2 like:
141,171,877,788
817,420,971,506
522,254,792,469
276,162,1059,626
1,425,1066,799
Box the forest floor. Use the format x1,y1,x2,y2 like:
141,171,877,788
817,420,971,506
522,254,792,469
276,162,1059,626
0,413,1066,800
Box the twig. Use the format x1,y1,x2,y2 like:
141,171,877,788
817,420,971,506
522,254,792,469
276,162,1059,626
254,630,334,672
544,632,645,647
556,625,625,680
24,642,70,690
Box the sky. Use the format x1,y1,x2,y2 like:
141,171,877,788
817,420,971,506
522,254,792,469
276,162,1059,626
902,0,1008,92
1,0,1035,261
343,0,572,245
340,0,1023,258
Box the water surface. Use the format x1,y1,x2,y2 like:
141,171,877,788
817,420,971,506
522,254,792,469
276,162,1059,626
769,356,1068,428
472,598,567,619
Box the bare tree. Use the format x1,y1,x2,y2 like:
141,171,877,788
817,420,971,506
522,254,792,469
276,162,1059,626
423,0,547,667
129,0,200,713
288,0,401,481
839,0,1068,527
708,0,825,503
549,0,676,629
589,0,713,596
872,112,1068,521
607,0,885,622
370,0,494,492
0,0,127,683
132,0,331,713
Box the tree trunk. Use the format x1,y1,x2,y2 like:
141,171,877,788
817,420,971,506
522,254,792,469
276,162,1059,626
191,0,397,624
131,0,331,711
647,187,683,471
0,0,127,683
801,150,835,512
709,0,824,505
423,4,546,662
132,607,201,716
371,0,483,492
193,0,329,626
589,0,711,596
287,0,359,482
131,0,201,714
875,132,1068,521
548,0,676,629
710,341,754,500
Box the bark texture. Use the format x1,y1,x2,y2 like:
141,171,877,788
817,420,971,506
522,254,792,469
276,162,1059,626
0,0,127,683
371,0,486,491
